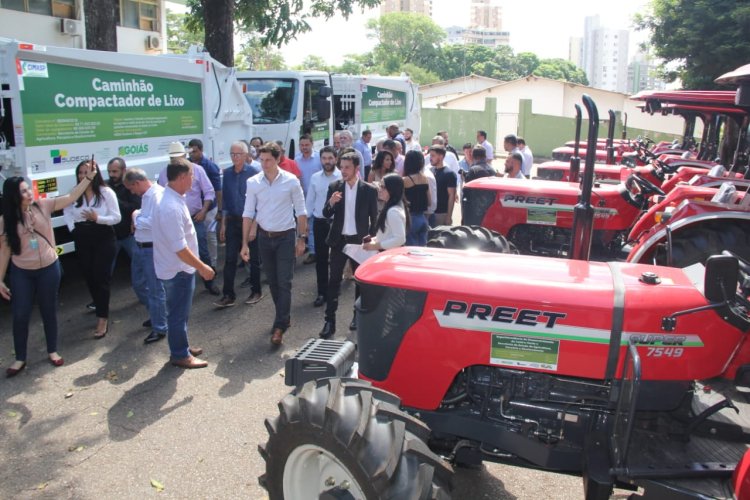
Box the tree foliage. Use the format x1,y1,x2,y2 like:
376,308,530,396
293,55,331,72
166,10,205,54
234,38,286,70
533,59,588,86
366,12,446,74
186,0,380,66
635,0,750,88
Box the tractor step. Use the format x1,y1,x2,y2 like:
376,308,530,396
284,339,356,388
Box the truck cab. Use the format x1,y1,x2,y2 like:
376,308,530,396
236,70,333,156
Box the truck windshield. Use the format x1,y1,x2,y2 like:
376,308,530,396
243,79,297,124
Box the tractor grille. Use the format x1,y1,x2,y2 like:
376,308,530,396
357,284,427,381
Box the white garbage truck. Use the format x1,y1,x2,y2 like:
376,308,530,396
235,70,420,157
0,38,253,254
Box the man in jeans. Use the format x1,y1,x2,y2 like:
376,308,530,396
240,142,307,345
215,141,262,308
188,138,222,270
158,142,220,296
124,168,168,344
153,157,215,369
428,145,457,226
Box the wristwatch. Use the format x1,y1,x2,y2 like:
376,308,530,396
297,234,308,241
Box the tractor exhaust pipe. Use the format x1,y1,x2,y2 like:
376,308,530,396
569,94,599,261
569,104,582,183
606,109,616,164
622,112,628,140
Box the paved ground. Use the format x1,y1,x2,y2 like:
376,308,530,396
0,215,635,499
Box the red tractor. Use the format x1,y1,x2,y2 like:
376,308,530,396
536,90,743,184
260,93,750,500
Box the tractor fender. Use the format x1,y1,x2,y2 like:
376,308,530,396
628,211,750,264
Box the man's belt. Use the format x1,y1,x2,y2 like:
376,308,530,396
136,241,153,248
259,227,295,238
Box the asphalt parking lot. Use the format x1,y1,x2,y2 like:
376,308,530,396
0,244,633,499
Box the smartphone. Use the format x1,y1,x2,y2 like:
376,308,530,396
362,235,372,244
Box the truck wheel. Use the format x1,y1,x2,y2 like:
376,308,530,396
426,225,515,254
259,378,453,500
660,219,750,267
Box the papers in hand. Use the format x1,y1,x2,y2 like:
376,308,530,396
344,244,378,264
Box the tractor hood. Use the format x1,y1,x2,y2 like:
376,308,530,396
355,248,747,409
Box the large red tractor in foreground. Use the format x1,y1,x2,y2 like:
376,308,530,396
259,92,750,499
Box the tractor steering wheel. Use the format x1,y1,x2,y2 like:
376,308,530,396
629,172,666,197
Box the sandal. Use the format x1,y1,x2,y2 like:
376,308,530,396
94,325,108,339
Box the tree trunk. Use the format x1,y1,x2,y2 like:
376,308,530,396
84,0,118,51
202,0,235,66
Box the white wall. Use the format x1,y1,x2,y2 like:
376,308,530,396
0,9,85,49
420,77,501,100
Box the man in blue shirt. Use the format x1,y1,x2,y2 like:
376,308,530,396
295,134,322,265
188,138,222,272
354,130,373,180
214,141,262,308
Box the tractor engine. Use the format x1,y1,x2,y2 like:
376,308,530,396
440,366,611,445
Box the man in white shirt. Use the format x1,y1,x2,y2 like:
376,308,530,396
518,137,534,177
477,130,494,165
152,158,215,369
304,146,342,308
124,168,167,345
505,152,527,179
240,142,308,345
404,128,421,153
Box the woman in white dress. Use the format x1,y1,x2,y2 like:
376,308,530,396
363,174,410,251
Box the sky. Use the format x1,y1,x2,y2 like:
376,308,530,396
279,0,652,67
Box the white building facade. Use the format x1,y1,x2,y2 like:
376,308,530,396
582,15,629,93
0,0,168,53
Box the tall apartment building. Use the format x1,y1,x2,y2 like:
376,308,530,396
379,0,432,17
470,0,501,29
581,15,629,93
628,52,667,93
569,37,583,69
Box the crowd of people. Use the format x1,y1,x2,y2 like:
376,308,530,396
0,124,529,375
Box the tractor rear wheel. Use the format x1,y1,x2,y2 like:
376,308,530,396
426,225,515,253
656,219,750,267
259,378,453,500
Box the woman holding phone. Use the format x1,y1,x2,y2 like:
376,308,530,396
0,167,99,377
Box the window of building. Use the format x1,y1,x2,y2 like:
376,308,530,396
120,0,159,31
0,0,75,19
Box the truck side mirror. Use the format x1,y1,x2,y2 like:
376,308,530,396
318,86,332,98
316,97,331,122
704,255,739,303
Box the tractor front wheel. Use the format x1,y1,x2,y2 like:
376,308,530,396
426,225,515,253
259,378,453,500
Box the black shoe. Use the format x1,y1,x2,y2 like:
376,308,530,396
206,283,221,296
144,331,166,344
214,295,236,308
349,313,358,331
142,319,152,328
313,295,326,307
239,277,252,288
86,302,96,311
319,321,336,339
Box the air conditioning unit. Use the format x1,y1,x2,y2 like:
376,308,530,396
146,34,161,50
60,18,82,36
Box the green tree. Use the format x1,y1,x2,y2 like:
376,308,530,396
436,44,497,80
84,0,117,51
186,0,381,67
514,52,540,77
366,12,446,74
400,63,440,85
293,55,332,71
166,10,205,54
533,59,589,85
635,0,750,88
234,38,286,70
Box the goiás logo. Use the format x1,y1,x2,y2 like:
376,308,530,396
118,144,149,156
20,61,49,78
49,149,89,165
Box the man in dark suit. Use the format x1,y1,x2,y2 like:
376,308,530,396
319,151,378,338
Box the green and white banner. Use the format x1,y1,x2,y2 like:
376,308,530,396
361,85,407,124
20,62,203,147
